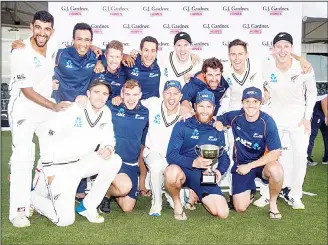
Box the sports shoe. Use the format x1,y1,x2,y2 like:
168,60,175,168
307,157,318,166
322,159,328,165
253,196,270,207
98,197,112,214
288,198,305,210
149,205,161,217
76,201,104,223
279,187,291,203
11,216,31,228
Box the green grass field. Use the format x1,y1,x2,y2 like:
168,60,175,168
1,131,327,245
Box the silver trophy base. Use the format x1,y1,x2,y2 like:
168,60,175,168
201,172,216,185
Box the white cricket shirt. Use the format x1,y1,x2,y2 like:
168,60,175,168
142,97,180,158
263,57,317,127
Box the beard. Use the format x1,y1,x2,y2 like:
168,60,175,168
195,111,213,123
33,35,49,47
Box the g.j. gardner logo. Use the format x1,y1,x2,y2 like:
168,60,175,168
61,6,88,16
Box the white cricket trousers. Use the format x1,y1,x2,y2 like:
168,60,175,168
8,117,50,221
260,125,310,199
31,152,122,226
143,150,168,210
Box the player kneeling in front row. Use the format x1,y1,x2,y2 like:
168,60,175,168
215,87,283,219
165,89,230,220
31,79,122,226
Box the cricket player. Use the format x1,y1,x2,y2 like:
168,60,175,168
98,79,149,213
262,32,317,209
112,36,161,197
30,78,122,226
165,89,230,221
215,87,284,219
52,23,98,102
180,57,230,117
7,11,70,228
91,40,126,101
142,80,183,216
159,32,202,91
307,82,328,166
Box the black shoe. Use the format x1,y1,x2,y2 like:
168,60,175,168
279,187,291,203
98,197,112,214
228,195,234,210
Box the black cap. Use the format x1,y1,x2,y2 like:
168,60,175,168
88,78,111,93
273,32,293,45
174,32,192,45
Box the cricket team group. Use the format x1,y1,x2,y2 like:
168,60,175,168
7,10,327,228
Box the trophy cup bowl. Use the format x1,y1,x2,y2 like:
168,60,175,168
195,144,222,185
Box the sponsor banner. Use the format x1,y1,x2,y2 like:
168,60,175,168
49,2,301,59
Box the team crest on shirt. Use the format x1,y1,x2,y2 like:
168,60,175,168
227,77,233,86
154,114,161,124
66,60,73,68
131,67,139,76
164,68,168,77
99,74,105,79
270,73,277,83
191,129,199,139
117,108,125,117
252,142,261,150
74,117,82,127
34,57,42,68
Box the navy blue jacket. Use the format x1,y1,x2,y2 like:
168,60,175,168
217,109,281,171
123,54,161,99
166,116,230,175
109,101,149,163
53,47,97,102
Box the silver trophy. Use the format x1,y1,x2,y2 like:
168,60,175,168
194,144,223,185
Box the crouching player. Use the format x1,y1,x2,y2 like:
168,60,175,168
215,87,284,219
31,79,122,226
165,89,230,220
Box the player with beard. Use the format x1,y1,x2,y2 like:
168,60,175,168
165,89,230,220
215,87,284,219
180,57,229,118
159,32,202,91
7,11,70,228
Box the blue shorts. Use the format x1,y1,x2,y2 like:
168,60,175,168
181,167,223,201
118,163,139,200
231,164,268,195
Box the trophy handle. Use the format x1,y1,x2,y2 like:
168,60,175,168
194,145,201,157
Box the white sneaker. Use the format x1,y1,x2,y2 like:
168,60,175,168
76,201,104,223
149,205,162,217
322,161,328,165
11,216,31,228
288,198,305,210
253,196,270,208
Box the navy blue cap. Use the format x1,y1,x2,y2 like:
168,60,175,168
196,89,215,105
242,87,262,101
163,80,182,92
